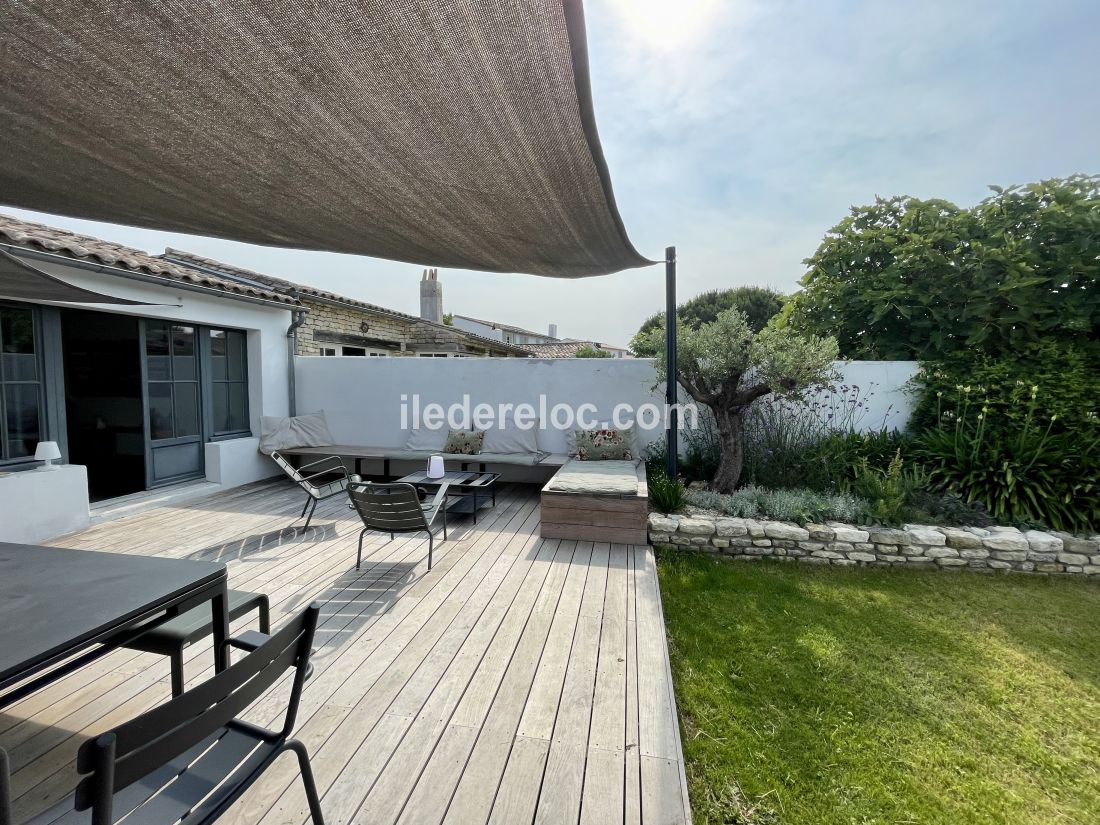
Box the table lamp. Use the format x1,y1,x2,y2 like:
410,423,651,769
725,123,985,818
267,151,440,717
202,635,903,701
427,454,445,479
34,441,62,470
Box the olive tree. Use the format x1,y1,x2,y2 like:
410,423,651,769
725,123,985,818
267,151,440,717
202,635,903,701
638,309,839,492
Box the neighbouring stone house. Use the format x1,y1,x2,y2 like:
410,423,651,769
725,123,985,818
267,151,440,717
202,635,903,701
163,251,529,358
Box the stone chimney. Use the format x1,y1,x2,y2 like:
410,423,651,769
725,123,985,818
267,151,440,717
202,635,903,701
548,323,558,340
419,268,443,324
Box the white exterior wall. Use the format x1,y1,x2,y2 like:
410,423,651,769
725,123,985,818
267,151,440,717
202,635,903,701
296,357,920,457
0,465,89,543
801,360,920,433
12,258,290,492
296,356,669,455
451,316,503,341
296,357,920,458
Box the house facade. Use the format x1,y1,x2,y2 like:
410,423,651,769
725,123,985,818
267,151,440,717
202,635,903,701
164,252,529,358
450,313,560,346
0,214,300,541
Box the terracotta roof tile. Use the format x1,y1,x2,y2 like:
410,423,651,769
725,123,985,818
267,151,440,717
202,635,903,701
519,341,608,358
0,213,297,305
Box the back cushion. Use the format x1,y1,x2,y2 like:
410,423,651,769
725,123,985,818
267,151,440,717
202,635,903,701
572,428,635,461
481,419,540,455
404,427,449,451
259,411,335,455
444,429,486,455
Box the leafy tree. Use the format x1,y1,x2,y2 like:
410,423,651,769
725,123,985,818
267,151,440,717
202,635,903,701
636,309,838,492
574,344,611,358
442,313,454,326
781,175,1100,360
632,286,784,356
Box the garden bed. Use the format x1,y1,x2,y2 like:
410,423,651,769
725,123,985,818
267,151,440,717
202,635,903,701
657,550,1100,824
650,509,1100,576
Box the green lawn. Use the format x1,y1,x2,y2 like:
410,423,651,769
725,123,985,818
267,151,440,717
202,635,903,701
656,550,1100,825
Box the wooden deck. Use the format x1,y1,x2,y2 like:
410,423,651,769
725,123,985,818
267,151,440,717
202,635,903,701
1,480,691,825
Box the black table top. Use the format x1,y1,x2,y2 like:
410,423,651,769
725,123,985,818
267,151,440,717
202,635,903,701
396,470,499,489
0,542,226,685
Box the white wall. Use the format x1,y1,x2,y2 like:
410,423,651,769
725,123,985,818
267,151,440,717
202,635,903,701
296,356,670,455
801,360,919,433
27,259,294,447
205,437,280,487
296,357,920,456
0,465,89,543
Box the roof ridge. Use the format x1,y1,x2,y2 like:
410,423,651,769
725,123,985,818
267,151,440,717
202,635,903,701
0,212,296,305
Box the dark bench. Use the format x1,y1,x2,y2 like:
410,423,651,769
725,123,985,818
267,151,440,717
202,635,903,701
119,589,270,697
277,444,568,480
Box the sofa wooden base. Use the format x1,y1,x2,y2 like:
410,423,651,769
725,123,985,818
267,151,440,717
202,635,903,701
539,463,649,545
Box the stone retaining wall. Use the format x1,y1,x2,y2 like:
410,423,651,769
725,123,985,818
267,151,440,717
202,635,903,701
649,513,1100,575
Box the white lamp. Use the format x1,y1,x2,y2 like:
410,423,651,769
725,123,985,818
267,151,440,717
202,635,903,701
34,441,62,470
427,454,445,479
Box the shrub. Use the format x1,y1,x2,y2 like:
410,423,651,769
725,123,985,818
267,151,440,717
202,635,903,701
914,387,1100,532
684,485,866,525
648,469,687,513
910,342,1100,437
740,382,906,493
782,175,1100,361
851,449,927,526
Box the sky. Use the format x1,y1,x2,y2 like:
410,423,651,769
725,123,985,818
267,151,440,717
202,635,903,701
3,0,1098,346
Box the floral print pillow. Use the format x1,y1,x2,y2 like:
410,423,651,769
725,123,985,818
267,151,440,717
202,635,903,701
574,428,633,461
444,429,485,455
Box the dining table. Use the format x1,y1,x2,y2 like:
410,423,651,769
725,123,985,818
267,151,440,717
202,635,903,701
0,542,229,709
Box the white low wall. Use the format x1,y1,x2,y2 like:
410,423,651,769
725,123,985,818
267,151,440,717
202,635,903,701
295,357,920,458
205,437,281,487
0,465,90,543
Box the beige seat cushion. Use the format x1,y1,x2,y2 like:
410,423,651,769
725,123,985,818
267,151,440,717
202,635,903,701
545,459,639,495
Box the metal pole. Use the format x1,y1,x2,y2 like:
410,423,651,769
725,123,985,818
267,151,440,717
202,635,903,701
664,246,678,479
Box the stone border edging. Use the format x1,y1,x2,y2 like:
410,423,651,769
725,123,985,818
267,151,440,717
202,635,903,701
649,513,1100,575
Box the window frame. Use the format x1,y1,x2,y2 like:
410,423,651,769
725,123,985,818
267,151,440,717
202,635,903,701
0,302,46,467
204,326,251,441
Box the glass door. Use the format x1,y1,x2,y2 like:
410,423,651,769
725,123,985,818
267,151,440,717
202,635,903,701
141,320,204,487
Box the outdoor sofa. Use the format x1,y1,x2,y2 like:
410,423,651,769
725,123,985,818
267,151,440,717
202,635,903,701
540,458,649,545
260,411,568,479
260,412,650,545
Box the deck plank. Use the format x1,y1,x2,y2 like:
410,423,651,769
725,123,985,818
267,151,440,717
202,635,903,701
0,479,690,825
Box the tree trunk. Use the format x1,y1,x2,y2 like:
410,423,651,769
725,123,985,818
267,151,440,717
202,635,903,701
712,407,745,493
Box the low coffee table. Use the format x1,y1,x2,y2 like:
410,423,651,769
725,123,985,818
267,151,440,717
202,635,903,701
396,470,500,523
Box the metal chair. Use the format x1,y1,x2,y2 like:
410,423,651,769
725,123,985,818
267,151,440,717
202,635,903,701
347,480,450,571
116,589,270,698
1,747,10,825
21,604,326,825
271,450,349,529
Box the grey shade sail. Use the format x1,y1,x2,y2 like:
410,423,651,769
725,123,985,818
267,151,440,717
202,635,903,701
0,1,653,278
0,250,154,305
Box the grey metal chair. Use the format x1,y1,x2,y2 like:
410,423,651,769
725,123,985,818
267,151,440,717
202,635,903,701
7,605,325,825
347,480,450,571
271,450,349,529
116,589,270,698
1,746,10,825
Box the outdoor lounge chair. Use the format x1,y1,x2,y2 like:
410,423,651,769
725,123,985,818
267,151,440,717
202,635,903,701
347,480,449,571
2,604,325,825
271,450,350,529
